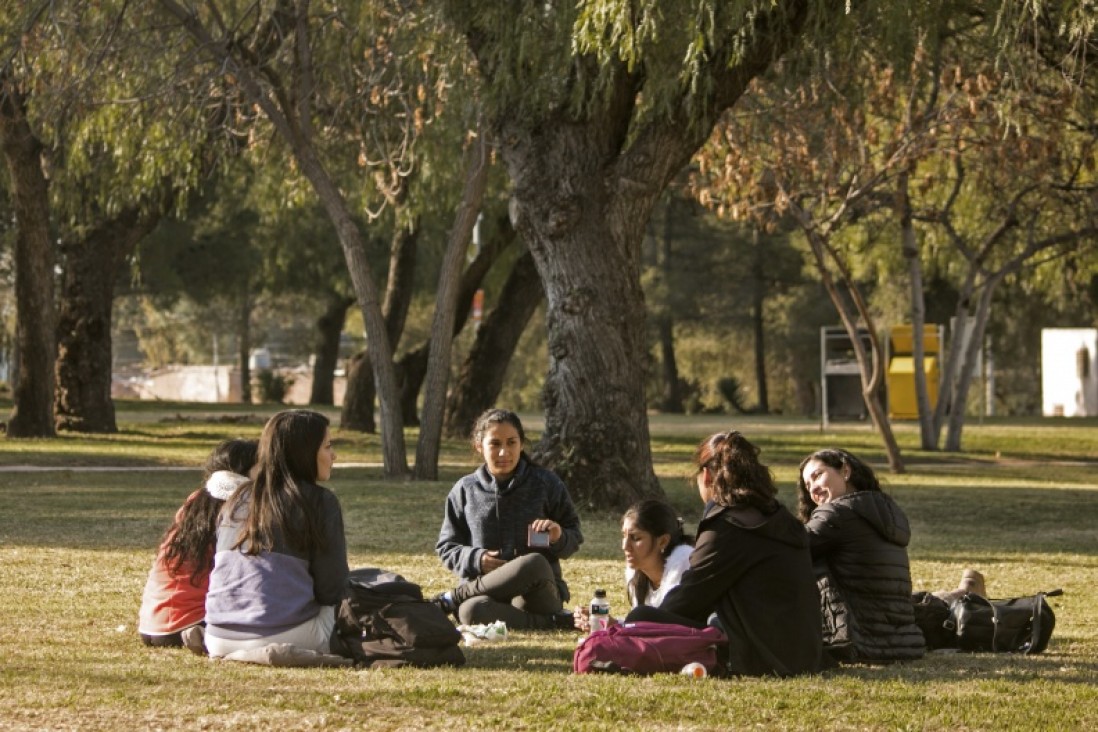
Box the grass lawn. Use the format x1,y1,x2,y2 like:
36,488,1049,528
1,403,1096,730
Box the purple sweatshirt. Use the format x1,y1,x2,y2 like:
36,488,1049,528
205,482,348,641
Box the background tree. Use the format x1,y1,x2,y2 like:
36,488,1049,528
437,0,847,509
691,9,1097,460
155,0,459,477
0,65,54,437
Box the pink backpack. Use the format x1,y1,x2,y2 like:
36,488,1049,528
573,621,728,675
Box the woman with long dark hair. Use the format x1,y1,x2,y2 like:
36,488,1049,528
139,438,258,649
797,448,925,662
626,431,823,677
204,410,348,658
573,498,693,630
434,408,583,630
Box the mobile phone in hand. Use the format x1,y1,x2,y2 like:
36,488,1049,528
528,525,551,547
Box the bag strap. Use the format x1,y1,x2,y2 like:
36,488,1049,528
1022,588,1063,655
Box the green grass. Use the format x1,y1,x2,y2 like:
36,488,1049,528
1,405,1096,730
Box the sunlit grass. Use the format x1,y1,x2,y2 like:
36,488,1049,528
1,408,1096,730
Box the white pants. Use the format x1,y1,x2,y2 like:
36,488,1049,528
206,605,336,658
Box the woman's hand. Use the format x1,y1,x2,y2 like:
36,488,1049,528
480,550,508,574
530,518,562,544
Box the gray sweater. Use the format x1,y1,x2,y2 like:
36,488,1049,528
436,458,582,601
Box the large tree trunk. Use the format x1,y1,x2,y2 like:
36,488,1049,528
341,220,418,431
55,208,160,432
445,251,544,438
0,76,56,438
416,130,491,479
502,124,664,508
310,294,354,405
456,0,816,509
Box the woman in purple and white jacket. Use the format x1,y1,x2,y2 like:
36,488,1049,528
204,410,347,658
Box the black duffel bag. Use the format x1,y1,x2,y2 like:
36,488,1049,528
912,589,1061,654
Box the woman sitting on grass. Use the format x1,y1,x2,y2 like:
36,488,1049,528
204,409,348,658
572,498,693,631
625,430,823,677
138,438,258,651
434,408,582,630
797,448,925,663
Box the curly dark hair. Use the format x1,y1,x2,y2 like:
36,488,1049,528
693,431,778,513
795,448,880,522
162,438,258,585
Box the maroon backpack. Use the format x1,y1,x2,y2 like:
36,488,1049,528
573,621,728,675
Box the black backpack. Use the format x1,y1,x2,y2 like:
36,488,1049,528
335,569,465,668
912,589,1061,654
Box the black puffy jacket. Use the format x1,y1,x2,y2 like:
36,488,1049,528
805,491,925,662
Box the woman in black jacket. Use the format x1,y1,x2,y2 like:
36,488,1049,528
626,431,823,677
797,448,925,663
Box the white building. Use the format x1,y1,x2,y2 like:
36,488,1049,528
1041,328,1098,417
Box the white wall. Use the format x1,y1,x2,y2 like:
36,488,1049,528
1041,328,1098,417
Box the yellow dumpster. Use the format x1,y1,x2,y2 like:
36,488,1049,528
888,325,941,420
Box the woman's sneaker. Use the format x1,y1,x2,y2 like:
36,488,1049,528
432,591,458,617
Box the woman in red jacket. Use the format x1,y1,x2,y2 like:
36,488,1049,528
138,438,258,650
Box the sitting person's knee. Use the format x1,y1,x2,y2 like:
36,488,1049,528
511,552,553,579
458,596,497,625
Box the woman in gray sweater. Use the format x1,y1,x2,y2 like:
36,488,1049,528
435,409,582,630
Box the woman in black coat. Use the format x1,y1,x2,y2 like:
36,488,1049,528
627,431,823,677
797,448,925,663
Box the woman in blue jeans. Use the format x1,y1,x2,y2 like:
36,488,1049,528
434,409,582,630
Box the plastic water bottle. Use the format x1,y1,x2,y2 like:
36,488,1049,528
589,588,611,633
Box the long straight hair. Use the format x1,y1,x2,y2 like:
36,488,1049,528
226,410,330,555
624,499,693,606
163,438,258,584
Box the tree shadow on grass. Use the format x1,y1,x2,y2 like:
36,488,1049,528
827,650,1098,688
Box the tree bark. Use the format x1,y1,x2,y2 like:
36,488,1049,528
54,208,160,432
657,197,682,414
0,76,56,438
897,169,936,448
237,291,252,404
445,251,544,438
416,129,491,479
750,228,769,414
502,116,665,508
341,220,418,431
310,294,354,405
